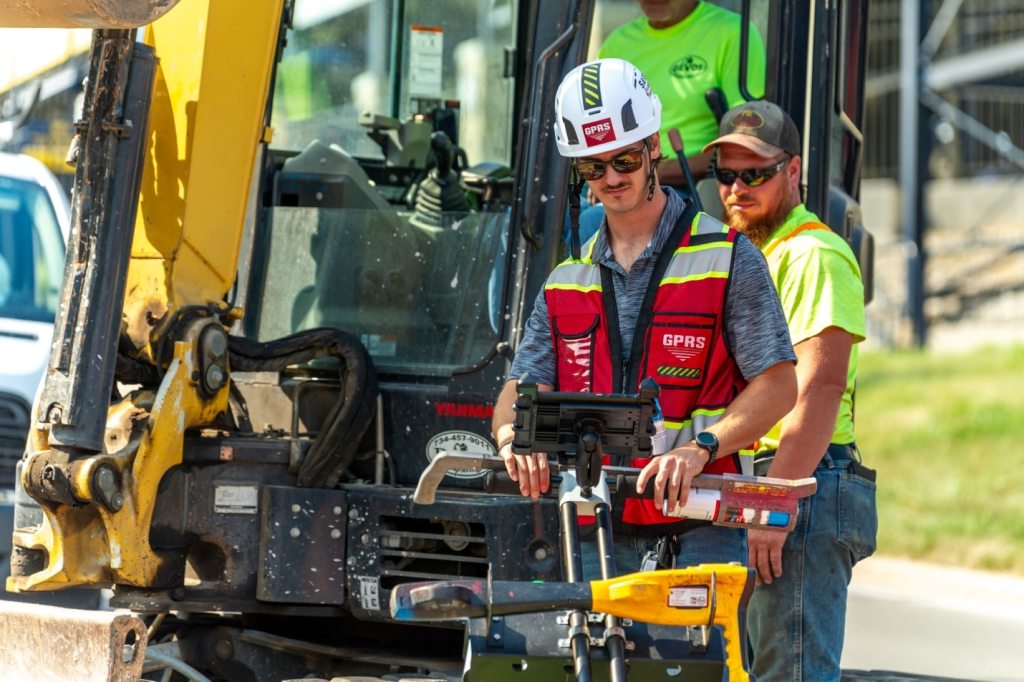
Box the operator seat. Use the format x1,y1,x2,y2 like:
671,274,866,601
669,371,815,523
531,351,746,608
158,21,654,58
276,140,427,347
696,177,726,222
274,138,394,213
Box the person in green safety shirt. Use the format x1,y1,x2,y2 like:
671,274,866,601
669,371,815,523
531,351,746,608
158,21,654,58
599,0,766,187
703,99,878,682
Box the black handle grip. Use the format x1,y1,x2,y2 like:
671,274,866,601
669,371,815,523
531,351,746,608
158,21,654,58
705,87,729,124
482,470,526,496
480,470,649,500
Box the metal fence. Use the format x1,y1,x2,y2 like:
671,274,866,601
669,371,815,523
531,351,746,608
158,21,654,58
865,0,1024,180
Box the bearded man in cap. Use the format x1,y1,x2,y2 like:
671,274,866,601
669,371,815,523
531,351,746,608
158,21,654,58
703,99,878,681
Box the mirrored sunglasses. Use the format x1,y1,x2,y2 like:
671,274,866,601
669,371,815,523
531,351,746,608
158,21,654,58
712,157,789,188
573,145,647,182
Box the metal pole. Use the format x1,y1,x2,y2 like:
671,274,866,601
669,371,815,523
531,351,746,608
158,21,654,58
560,501,593,682
595,504,627,682
899,0,928,346
921,0,964,59
388,0,406,118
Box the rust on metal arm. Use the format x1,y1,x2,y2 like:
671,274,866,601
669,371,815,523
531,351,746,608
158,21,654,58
0,0,181,28
0,601,147,682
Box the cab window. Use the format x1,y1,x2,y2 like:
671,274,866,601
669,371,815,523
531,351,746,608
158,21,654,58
248,0,518,376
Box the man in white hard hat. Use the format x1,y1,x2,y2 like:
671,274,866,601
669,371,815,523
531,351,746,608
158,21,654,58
491,58,797,573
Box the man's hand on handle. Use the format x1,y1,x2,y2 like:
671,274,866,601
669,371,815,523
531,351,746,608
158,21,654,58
635,442,709,514
492,379,555,501
498,441,550,500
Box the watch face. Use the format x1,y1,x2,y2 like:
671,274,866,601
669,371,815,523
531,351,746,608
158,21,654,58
696,431,718,449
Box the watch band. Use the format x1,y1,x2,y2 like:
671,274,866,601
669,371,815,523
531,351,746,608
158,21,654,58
693,431,719,464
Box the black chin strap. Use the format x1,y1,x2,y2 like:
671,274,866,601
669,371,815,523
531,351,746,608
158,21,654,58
646,140,657,201
567,173,586,261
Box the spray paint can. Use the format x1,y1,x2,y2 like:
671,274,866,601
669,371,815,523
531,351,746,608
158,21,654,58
651,398,667,455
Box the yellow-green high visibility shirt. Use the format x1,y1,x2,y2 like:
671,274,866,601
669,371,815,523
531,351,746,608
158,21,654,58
598,1,766,161
757,204,866,451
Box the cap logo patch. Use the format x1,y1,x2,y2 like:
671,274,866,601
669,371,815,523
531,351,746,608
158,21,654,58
731,109,765,130
581,63,603,110
582,118,616,147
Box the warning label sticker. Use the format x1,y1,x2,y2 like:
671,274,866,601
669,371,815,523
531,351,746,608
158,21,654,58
214,485,258,515
359,576,381,610
668,585,709,609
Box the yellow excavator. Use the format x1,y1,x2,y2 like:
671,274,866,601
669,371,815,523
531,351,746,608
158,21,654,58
0,0,874,680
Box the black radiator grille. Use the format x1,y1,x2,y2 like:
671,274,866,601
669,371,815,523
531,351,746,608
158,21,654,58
0,392,30,489
376,514,489,589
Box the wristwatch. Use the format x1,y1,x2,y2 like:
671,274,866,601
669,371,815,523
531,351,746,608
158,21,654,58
693,431,719,464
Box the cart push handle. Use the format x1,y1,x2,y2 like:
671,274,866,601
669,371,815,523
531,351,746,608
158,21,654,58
414,452,815,533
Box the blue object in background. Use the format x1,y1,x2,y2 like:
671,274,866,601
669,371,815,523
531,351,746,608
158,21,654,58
563,186,694,251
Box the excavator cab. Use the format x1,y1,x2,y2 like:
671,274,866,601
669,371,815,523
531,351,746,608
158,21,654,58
257,1,521,377
247,0,539,445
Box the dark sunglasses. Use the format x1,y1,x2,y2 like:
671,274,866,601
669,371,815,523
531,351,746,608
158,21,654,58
712,157,789,188
573,144,647,181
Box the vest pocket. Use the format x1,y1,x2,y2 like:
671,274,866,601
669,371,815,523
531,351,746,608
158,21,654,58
553,313,600,391
643,313,715,391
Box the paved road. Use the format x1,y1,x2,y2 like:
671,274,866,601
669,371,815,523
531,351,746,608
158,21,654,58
842,557,1024,682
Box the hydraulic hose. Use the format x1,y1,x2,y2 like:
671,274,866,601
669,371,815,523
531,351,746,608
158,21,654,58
228,328,378,488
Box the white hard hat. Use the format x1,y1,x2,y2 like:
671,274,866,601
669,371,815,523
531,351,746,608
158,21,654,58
553,58,662,158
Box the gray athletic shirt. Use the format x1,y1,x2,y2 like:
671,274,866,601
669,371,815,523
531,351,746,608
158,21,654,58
509,189,795,385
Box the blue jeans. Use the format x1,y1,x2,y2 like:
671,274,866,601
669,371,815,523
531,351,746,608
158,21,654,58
747,449,878,682
579,524,747,580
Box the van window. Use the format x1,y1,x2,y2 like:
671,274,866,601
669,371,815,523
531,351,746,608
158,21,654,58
0,177,65,323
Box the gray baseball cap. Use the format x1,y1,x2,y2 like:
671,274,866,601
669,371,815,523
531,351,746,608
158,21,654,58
702,100,801,158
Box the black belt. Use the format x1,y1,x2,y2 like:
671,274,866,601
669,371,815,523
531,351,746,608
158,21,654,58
753,443,876,482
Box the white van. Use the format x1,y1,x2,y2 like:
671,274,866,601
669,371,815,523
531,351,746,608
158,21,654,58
0,151,69,594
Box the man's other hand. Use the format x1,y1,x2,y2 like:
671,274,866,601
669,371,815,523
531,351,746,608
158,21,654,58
499,442,550,500
748,527,787,585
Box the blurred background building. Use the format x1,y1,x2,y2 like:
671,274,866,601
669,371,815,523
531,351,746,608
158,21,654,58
861,0,1024,350
0,28,90,192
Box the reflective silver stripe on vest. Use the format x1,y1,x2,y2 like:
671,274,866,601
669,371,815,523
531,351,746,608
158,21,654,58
690,215,750,474
662,243,733,281
544,261,602,291
692,213,729,236
664,411,722,449
663,214,734,282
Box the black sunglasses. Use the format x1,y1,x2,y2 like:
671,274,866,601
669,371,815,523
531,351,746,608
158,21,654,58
712,157,789,188
573,144,647,182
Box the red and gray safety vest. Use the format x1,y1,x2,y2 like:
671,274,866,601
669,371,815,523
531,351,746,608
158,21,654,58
544,211,749,535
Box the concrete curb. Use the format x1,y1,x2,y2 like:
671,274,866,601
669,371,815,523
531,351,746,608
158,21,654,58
849,555,1024,624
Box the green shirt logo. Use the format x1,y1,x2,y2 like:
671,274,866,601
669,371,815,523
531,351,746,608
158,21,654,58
670,56,708,79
